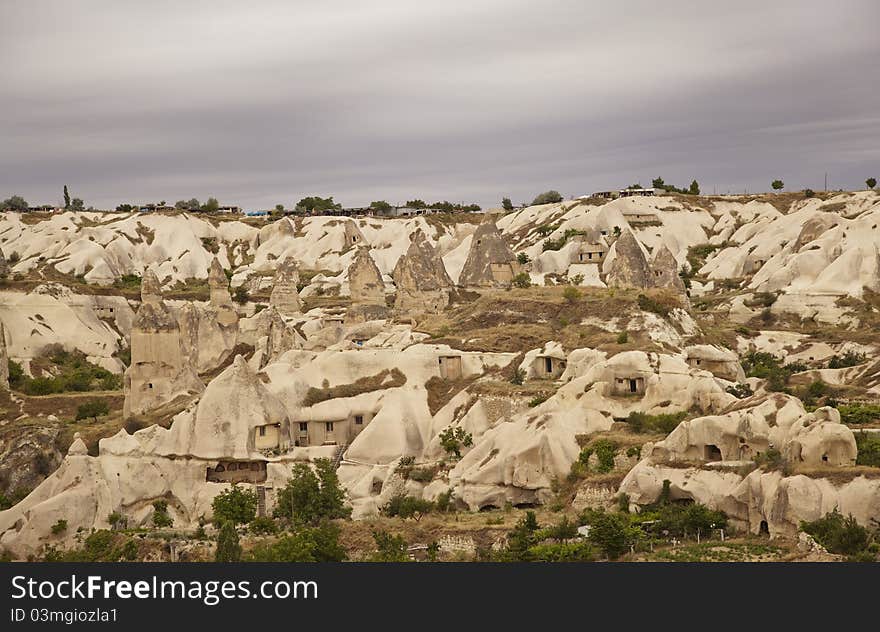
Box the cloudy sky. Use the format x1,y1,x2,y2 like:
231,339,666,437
1,1,878,210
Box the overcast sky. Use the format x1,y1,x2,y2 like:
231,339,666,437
1,1,878,210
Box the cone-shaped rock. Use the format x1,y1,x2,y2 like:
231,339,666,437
458,217,519,288
392,229,453,314
269,257,302,316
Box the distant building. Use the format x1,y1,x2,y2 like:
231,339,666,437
217,205,241,214
619,188,660,198
26,205,57,213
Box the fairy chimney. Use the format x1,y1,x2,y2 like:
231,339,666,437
458,217,519,288
269,257,302,316
392,229,454,314
605,229,651,289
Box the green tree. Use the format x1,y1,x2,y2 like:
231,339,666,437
75,399,109,422
369,529,409,562
381,495,434,521
585,509,639,560
502,197,514,211
212,484,258,525
274,459,350,524
370,200,392,212
201,197,220,213
215,521,242,562
295,196,341,214
70,198,85,212
275,204,285,212
531,190,563,206
439,426,473,458
688,179,700,195
771,180,784,191
516,252,530,265
0,195,28,212
116,203,134,212
867,178,877,190
63,185,71,209
406,199,427,209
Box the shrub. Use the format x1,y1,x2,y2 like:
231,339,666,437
152,500,173,528
516,252,530,265
563,286,581,304
369,530,409,562
541,516,578,542
215,521,241,562
435,489,456,513
637,293,672,317
247,523,346,562
801,510,874,559
726,383,753,399
439,426,473,458
502,197,514,211
233,286,249,304
382,495,434,520
592,439,617,473
867,178,877,190
804,189,815,198
855,432,880,467
837,403,880,425
512,272,531,289
212,484,258,525
510,368,526,385
771,180,784,191
51,519,68,535
407,466,437,483
755,448,783,470
75,399,109,422
108,512,127,530
616,331,628,344
528,395,548,408
827,351,866,369
626,411,687,434
248,516,278,535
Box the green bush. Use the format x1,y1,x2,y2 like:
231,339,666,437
726,383,753,399
827,351,866,369
152,500,173,528
516,252,530,265
616,331,628,344
381,495,434,520
76,399,109,422
510,368,526,385
512,272,531,288
526,541,594,562
837,403,880,425
531,190,563,206
247,522,346,562
563,286,581,304
51,519,68,535
212,484,258,525
626,411,687,434
801,510,874,559
248,516,278,535
528,395,548,408
435,489,456,513
855,432,880,467
369,529,409,562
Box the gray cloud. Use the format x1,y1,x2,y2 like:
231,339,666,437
1,0,878,209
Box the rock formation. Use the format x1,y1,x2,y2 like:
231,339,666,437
269,257,302,316
605,229,652,289
0,321,8,388
650,244,686,292
392,229,454,316
0,248,9,279
458,217,519,288
346,246,389,323
123,268,204,417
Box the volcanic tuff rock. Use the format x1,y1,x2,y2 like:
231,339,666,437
605,228,652,289
269,257,302,316
458,217,519,288
392,229,454,315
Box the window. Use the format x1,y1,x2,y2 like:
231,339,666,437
545,357,553,373
299,422,308,433
148,383,153,389
355,415,364,425
326,422,334,432
258,426,266,437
